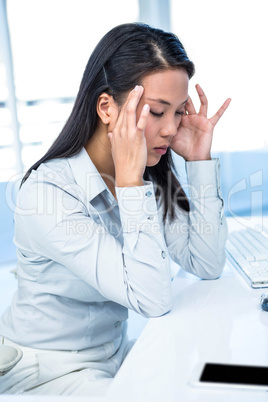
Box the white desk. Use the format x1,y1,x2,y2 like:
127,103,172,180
107,217,268,402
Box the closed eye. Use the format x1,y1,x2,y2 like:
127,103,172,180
150,110,185,117
150,111,164,117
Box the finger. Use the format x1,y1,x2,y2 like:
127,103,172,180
196,84,208,117
210,98,231,126
136,104,150,134
185,96,196,115
119,85,143,131
114,86,138,130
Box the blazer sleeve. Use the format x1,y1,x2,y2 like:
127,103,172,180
15,173,172,318
163,158,228,280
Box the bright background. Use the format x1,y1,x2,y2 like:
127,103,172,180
171,0,268,152
1,0,268,181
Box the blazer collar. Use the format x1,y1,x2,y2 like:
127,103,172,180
67,147,108,202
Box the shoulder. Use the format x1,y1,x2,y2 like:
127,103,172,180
17,157,84,209
21,158,74,190
36,157,74,183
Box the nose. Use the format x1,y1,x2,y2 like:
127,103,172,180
160,117,180,138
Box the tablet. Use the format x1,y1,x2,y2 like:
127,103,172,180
189,362,268,392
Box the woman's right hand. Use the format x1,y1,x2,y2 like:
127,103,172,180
107,85,150,187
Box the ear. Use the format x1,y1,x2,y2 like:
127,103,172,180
96,93,118,125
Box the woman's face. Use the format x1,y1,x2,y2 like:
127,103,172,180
137,69,189,166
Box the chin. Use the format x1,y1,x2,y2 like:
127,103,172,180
146,156,161,167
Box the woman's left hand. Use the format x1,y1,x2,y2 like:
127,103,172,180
170,84,231,161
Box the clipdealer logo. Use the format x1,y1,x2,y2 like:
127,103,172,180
227,170,263,230
65,218,162,238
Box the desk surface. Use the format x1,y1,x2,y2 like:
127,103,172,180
107,216,268,402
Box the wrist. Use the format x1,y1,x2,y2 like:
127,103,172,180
116,179,144,187
186,153,211,162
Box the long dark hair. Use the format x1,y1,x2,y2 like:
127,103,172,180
21,23,195,221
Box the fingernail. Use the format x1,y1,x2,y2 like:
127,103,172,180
143,104,150,112
130,85,139,94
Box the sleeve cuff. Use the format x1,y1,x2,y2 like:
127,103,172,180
185,158,222,198
115,181,161,234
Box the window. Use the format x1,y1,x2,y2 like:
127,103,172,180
0,0,139,181
171,0,268,152
3,0,267,182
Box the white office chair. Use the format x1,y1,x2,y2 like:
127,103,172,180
0,338,22,376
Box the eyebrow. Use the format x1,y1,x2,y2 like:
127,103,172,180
146,97,188,106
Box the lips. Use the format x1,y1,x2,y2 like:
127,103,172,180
154,145,169,150
154,146,169,155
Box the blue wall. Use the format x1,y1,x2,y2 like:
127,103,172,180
213,151,268,217
172,150,268,218
0,181,17,263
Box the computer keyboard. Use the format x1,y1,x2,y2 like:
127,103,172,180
225,227,268,288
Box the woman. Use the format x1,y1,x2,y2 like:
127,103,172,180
0,23,230,395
